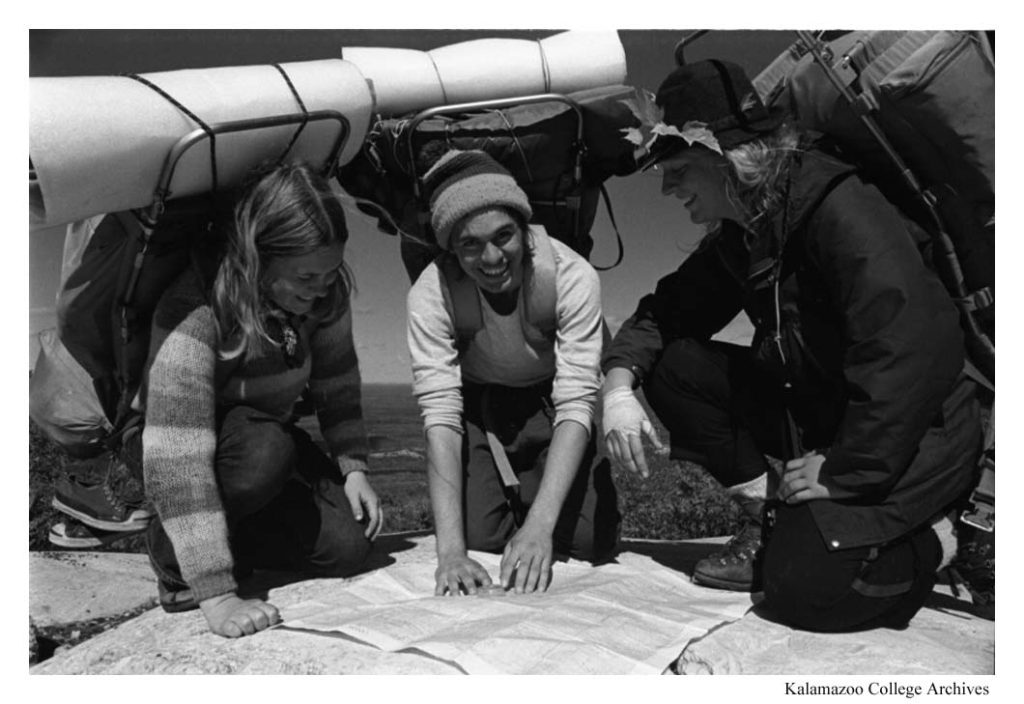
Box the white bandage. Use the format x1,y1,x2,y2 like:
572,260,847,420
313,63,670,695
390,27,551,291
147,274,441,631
601,386,652,439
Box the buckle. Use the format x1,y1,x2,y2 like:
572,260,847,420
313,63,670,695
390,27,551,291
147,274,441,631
961,454,995,532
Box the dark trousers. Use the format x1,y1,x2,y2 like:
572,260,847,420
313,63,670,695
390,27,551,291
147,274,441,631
461,381,620,562
763,502,941,632
643,339,783,487
642,338,943,632
147,406,372,592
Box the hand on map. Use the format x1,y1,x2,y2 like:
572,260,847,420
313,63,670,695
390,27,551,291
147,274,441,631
200,592,281,638
500,525,553,594
777,452,831,503
435,553,494,596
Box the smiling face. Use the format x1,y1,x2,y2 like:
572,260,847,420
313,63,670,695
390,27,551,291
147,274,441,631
658,146,743,225
262,242,345,316
452,208,526,297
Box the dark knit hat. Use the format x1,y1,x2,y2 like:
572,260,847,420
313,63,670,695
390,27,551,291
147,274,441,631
422,150,533,250
641,59,785,170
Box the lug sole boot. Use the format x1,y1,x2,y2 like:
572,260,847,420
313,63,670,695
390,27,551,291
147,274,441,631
692,516,765,591
692,473,768,592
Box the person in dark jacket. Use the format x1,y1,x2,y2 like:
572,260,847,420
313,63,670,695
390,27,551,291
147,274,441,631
601,59,981,631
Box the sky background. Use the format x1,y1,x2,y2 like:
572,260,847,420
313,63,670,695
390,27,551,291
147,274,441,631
27,27,797,383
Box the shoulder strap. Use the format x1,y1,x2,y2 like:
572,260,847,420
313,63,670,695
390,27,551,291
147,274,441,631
520,226,558,344
437,226,560,354
438,253,483,353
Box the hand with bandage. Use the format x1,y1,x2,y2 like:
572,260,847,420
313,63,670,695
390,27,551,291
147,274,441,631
601,371,665,479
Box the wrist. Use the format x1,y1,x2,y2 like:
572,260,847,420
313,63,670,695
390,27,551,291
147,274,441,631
436,539,468,562
437,549,468,564
522,488,562,533
604,385,636,402
522,512,557,535
602,367,637,394
337,456,369,476
603,385,638,417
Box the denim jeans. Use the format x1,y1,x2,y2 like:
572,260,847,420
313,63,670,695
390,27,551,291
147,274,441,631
147,405,372,593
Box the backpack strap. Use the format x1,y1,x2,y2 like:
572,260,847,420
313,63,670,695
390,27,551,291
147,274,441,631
439,253,483,354
520,226,558,347
438,226,560,355
591,185,624,271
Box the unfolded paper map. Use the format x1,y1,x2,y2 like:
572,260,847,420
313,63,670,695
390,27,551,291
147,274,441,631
280,546,754,675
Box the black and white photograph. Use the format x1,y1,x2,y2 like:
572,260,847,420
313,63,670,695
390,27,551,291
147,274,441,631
20,3,1008,693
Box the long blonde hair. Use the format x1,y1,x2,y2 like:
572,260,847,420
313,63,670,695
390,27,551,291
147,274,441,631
723,123,802,236
213,162,353,361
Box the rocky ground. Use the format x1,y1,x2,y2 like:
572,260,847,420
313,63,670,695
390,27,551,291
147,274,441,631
29,534,994,675
29,551,160,667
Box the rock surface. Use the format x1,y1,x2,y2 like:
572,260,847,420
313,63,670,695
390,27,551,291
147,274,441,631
30,533,994,675
674,583,994,674
32,607,460,674
30,551,158,627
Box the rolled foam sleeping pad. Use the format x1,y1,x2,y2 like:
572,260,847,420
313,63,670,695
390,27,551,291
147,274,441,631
341,30,627,117
29,59,374,230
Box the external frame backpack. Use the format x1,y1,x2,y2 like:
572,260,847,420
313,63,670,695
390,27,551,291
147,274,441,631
753,30,995,383
30,196,228,458
31,62,349,459
336,85,641,282
749,29,995,531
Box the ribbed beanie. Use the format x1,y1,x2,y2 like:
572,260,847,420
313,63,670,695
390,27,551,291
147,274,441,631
422,149,533,250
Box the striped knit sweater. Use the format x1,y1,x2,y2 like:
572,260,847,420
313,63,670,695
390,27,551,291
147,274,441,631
141,267,368,602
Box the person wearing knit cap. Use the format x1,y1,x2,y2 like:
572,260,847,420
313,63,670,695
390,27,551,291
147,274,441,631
407,149,619,596
142,161,381,638
601,60,979,631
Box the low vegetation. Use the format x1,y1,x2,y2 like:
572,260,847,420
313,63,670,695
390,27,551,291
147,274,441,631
30,419,739,552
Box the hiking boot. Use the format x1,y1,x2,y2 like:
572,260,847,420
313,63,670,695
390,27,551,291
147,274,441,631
692,520,765,592
48,517,141,549
947,524,994,620
52,473,153,532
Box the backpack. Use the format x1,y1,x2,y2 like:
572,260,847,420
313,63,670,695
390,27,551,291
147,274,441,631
30,196,229,458
336,84,641,282
753,30,995,383
751,30,995,531
31,61,352,459
437,225,559,355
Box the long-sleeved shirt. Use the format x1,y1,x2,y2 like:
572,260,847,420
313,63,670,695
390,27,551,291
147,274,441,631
141,267,368,601
407,230,603,433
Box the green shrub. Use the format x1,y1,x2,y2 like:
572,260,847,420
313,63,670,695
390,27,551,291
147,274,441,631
614,455,741,541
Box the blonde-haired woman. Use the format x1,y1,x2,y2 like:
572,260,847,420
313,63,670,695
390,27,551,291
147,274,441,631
602,60,980,631
142,161,381,638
